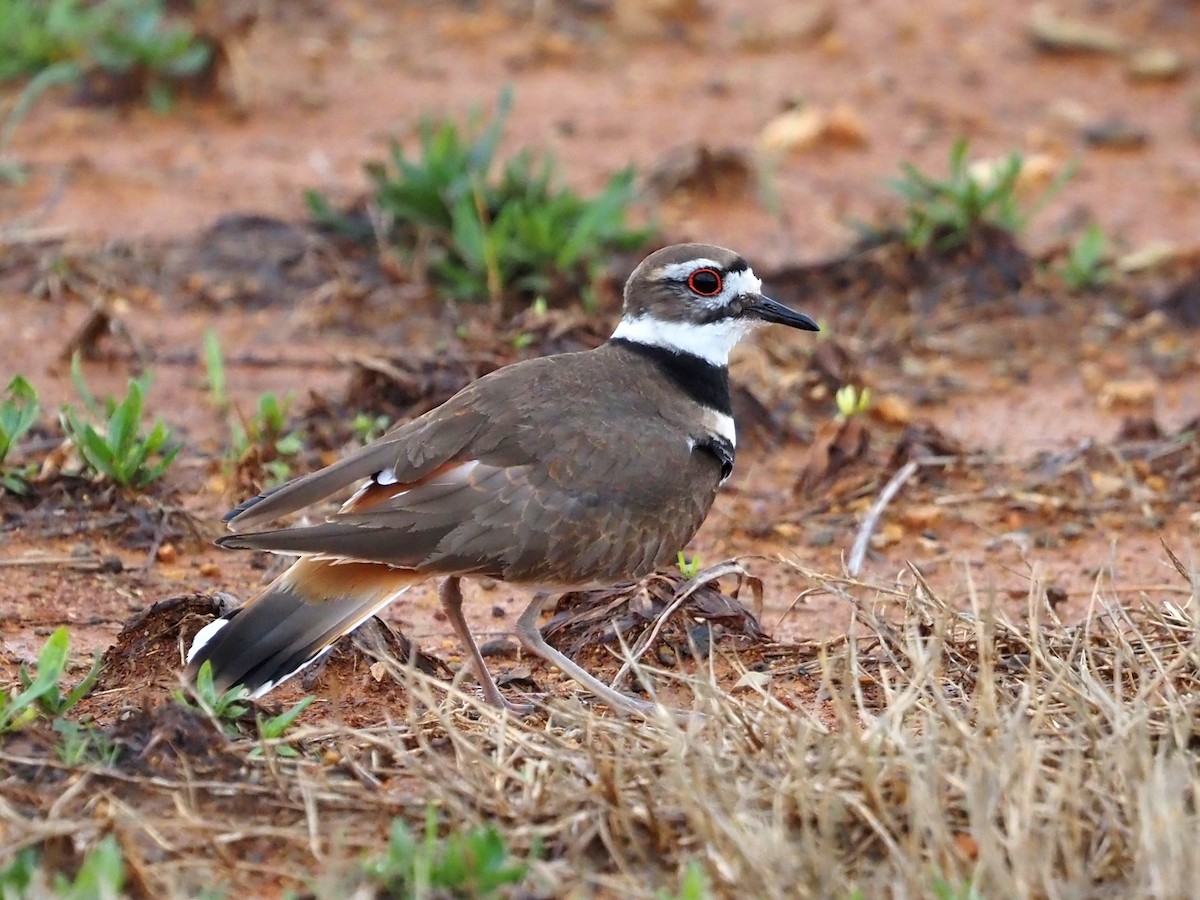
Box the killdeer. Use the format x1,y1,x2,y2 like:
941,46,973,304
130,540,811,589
186,243,818,716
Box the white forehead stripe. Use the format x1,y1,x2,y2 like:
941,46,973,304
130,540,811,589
723,268,763,297
655,259,723,280
610,315,759,366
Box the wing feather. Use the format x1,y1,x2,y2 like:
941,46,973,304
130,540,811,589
218,347,727,584
224,398,486,529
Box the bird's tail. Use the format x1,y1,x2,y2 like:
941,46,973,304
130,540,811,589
185,557,423,697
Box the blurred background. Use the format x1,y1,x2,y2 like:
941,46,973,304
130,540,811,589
2,0,1198,265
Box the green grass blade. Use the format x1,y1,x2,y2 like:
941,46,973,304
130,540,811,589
0,627,70,730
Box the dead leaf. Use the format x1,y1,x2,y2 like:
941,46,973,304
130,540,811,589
872,394,912,426
733,670,772,692
1098,379,1157,409
758,107,826,156
1089,471,1127,498
899,504,943,531
795,417,871,495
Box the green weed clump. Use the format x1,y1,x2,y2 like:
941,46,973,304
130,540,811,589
0,0,210,109
53,718,122,767
178,659,252,726
0,835,125,899
0,375,40,493
351,412,391,445
231,391,302,486
1059,223,1113,290
363,807,530,899
307,90,654,309
177,660,312,757
1,627,101,732
60,360,179,489
890,139,1069,251
203,329,303,487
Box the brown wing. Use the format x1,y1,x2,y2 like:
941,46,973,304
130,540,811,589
222,364,520,530
218,350,725,585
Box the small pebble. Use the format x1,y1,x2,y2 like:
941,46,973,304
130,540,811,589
872,394,912,426
199,562,221,577
1127,48,1186,82
1060,522,1086,540
1089,471,1126,498
734,1,835,51
1083,118,1149,149
480,638,517,658
156,544,177,564
1027,7,1124,54
688,624,714,655
809,529,836,548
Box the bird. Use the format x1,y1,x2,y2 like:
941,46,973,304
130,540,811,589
186,243,819,717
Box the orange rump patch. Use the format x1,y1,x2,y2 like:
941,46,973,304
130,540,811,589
278,557,424,604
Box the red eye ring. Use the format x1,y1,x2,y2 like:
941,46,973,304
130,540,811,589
688,268,723,296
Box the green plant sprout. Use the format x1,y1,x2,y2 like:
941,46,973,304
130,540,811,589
676,551,702,578
60,371,180,488
2,627,102,732
203,327,229,414
251,695,315,759
657,860,712,900
351,412,391,445
363,807,529,899
0,374,40,493
1059,223,1112,290
179,660,252,727
835,385,872,419
231,392,303,486
202,332,303,484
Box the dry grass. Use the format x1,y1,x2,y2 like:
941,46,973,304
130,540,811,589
4,555,1200,898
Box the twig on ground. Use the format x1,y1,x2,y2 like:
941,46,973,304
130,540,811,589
0,553,123,571
847,459,920,576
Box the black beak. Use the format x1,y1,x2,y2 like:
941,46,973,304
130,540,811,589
747,294,820,331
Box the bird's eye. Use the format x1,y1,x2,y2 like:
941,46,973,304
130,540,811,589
687,268,722,296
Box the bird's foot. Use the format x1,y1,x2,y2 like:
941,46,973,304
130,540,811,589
474,683,543,716
497,694,539,716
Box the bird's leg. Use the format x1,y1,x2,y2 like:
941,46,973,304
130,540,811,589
439,576,533,715
516,593,685,721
